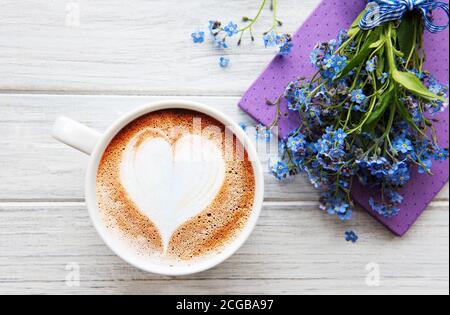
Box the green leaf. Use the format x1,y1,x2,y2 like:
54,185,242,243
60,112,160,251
392,70,447,102
393,47,405,58
369,38,385,49
376,48,386,74
365,85,394,126
397,12,417,58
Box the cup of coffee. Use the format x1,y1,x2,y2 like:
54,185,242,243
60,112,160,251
52,100,264,276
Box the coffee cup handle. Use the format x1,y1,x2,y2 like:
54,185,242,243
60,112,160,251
52,116,101,155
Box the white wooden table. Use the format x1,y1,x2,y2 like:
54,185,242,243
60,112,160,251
0,0,448,295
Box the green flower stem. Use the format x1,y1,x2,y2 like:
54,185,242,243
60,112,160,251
347,177,354,202
334,172,342,196
268,95,283,129
385,24,397,73
379,78,391,92
340,60,370,128
418,28,425,72
237,30,245,44
354,32,365,54
383,97,397,138
307,79,329,99
369,41,385,61
342,104,354,129
348,72,378,133
405,25,417,67
239,0,267,33
385,138,397,161
414,155,434,176
350,62,364,90
266,0,278,33
307,71,321,90
335,32,359,55
363,101,396,158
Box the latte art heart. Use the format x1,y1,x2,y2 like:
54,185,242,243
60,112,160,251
97,109,256,263
120,129,226,252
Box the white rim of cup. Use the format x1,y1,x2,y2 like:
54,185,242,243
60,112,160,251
85,100,265,276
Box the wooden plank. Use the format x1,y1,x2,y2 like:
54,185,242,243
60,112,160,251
1,94,448,202
0,0,320,95
0,201,447,294
2,278,448,295
0,94,322,201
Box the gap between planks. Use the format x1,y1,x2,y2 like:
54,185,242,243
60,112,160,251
0,200,317,207
0,200,447,207
0,89,246,97
0,92,244,99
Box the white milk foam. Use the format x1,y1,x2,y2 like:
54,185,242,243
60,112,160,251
120,129,226,251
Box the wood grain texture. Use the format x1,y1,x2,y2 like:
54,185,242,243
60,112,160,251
0,94,447,202
0,0,318,96
0,0,448,295
0,202,448,294
0,94,326,201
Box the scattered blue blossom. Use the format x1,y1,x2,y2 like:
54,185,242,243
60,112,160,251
197,8,294,64
278,39,294,56
261,128,272,142
208,21,219,34
345,231,359,243
223,22,239,37
255,124,273,142
219,56,230,68
191,31,205,43
214,38,229,49
263,31,278,47
269,159,289,181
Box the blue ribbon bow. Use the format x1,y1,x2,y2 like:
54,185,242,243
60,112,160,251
359,0,449,33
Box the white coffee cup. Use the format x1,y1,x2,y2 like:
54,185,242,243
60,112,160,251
52,100,264,276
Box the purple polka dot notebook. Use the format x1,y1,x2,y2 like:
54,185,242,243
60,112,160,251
238,0,449,236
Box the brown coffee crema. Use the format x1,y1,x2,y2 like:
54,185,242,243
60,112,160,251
96,109,255,261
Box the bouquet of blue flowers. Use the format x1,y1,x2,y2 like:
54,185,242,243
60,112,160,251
269,1,449,220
